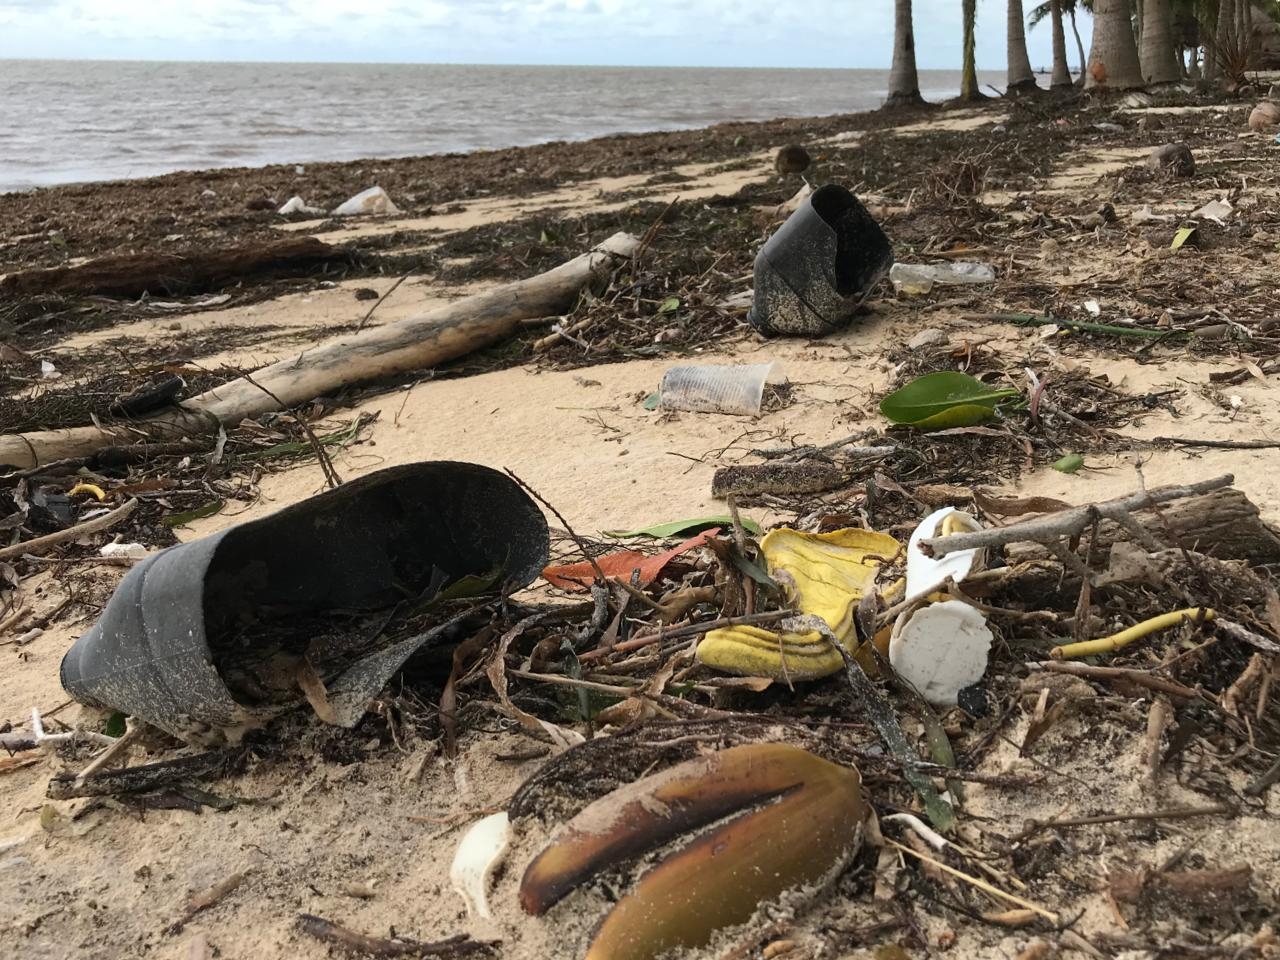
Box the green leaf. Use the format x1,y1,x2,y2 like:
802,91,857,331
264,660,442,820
1053,453,1085,474
603,516,762,539
539,228,559,244
164,499,225,527
103,712,127,738
879,371,1019,430
658,296,681,314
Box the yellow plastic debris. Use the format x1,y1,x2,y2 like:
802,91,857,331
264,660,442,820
696,527,901,681
761,528,901,642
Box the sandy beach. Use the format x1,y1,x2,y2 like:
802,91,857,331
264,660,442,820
2,86,1280,960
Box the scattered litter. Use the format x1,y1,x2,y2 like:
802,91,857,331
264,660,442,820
331,186,400,216
99,542,148,562
697,527,899,680
658,361,780,416
1083,299,1102,316
1132,205,1175,223
40,359,58,379
60,462,549,742
1094,122,1124,133
1192,198,1234,224
889,600,993,707
747,183,892,336
278,196,324,215
451,812,510,921
905,508,983,602
889,260,995,295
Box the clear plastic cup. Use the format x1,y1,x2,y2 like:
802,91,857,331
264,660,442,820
658,362,781,415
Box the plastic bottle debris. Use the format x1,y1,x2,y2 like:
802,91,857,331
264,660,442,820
278,196,324,216
889,261,996,295
658,362,781,416
331,186,400,217
40,360,59,380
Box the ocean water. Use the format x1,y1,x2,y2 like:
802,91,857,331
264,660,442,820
0,60,1007,192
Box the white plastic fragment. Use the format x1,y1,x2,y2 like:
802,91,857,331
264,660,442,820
99,543,148,562
905,507,983,602
889,600,994,707
278,196,324,216
1192,198,1233,224
331,186,400,217
450,812,511,921
1083,299,1102,316
40,359,59,379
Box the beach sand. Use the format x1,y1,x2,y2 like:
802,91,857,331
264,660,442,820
2,88,1279,959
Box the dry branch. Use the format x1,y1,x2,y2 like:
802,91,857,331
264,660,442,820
0,232,640,470
0,236,350,298
0,498,138,562
923,475,1235,558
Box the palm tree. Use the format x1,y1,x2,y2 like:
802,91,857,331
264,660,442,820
886,0,925,106
1085,0,1146,88
960,0,986,99
1029,0,1092,83
1007,0,1041,92
1140,0,1182,81
1049,0,1075,85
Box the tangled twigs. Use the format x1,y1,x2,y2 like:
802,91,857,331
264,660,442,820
0,497,139,562
297,914,496,957
921,475,1234,559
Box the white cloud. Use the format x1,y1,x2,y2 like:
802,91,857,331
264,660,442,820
0,0,1090,69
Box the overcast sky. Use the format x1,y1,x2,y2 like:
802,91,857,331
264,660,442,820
0,0,1090,70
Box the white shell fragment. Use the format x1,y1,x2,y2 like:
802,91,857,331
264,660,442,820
99,542,148,562
889,600,993,707
331,185,400,217
450,812,511,921
905,507,983,602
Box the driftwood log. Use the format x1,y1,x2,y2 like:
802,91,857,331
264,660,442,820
0,236,351,298
0,232,640,470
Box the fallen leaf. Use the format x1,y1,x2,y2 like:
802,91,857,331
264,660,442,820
542,530,719,591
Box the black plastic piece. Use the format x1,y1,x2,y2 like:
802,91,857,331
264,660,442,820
748,184,893,337
61,461,548,742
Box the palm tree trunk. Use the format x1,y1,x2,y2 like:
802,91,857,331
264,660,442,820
1085,0,1146,89
961,0,984,100
1050,0,1074,87
1007,0,1040,93
1140,0,1181,83
1218,0,1237,52
1243,0,1254,68
886,0,925,106
1069,7,1089,85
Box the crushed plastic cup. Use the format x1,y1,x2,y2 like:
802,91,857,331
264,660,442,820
332,186,400,217
889,261,996,295
659,362,782,416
